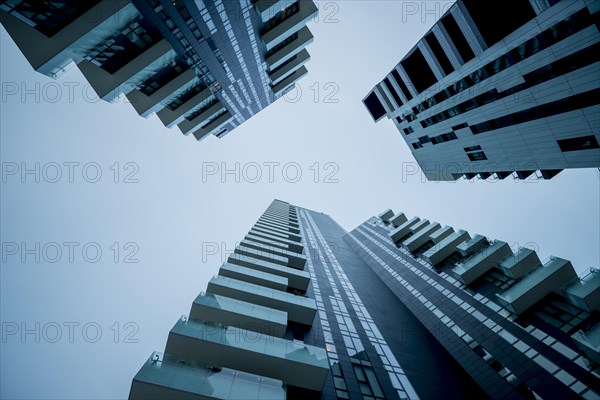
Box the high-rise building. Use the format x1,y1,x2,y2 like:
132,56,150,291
0,0,317,141
363,0,600,181
129,200,600,399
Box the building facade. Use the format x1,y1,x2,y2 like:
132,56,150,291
1,0,317,141
363,0,600,181
129,200,600,399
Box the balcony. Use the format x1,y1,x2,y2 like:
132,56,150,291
255,0,295,22
495,257,578,315
409,219,430,234
572,322,600,364
498,248,541,279
219,263,289,291
389,217,420,243
422,230,470,266
255,221,300,235
207,276,317,325
245,233,304,254
190,293,288,338
453,241,511,285
562,268,600,312
129,352,286,400
402,222,441,252
234,245,288,269
165,318,329,391
272,66,308,96
429,226,454,244
251,226,302,242
227,253,310,291
266,26,314,70
269,49,310,85
261,0,318,51
389,212,408,228
457,234,488,257
239,240,306,269
378,209,394,222
157,85,213,128
191,110,233,141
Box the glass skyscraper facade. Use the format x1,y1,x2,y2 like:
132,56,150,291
129,200,600,399
364,0,600,181
0,0,317,141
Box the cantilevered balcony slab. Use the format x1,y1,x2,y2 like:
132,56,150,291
207,276,316,325
453,241,512,285
430,226,454,244
130,352,286,400
378,209,395,222
126,68,196,118
262,0,318,51
165,318,328,391
389,212,408,228
219,263,288,291
245,233,304,254
190,293,288,338
255,221,300,235
191,110,233,141
272,66,308,95
457,234,488,257
227,254,310,291
402,222,441,252
255,0,295,22
178,102,225,135
498,248,541,279
562,269,600,312
269,49,310,85
266,26,314,70
252,226,302,242
77,40,175,102
422,230,471,267
495,257,578,315
409,219,430,234
239,240,306,269
246,232,303,253
234,245,289,269
156,86,213,128
389,217,420,243
259,215,299,228
0,0,133,79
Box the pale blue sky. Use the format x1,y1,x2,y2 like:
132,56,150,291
1,2,599,399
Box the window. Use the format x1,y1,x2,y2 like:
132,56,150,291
401,48,437,93
557,135,600,152
403,126,414,135
425,31,454,75
467,151,487,161
464,145,482,152
430,132,457,145
363,92,386,121
419,136,430,144
440,13,474,63
166,84,210,111
412,142,423,150
353,363,384,399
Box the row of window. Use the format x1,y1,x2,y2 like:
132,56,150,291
410,8,593,117
420,40,599,129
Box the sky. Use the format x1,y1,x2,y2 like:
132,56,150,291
1,1,599,399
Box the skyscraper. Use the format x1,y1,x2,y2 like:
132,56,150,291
363,0,600,181
0,0,317,141
129,200,600,399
